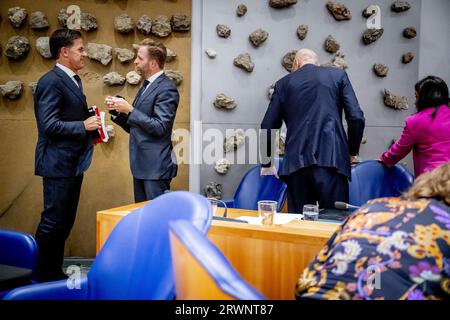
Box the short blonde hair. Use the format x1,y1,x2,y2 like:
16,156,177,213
403,162,450,205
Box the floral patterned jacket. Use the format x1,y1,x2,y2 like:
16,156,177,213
295,197,450,300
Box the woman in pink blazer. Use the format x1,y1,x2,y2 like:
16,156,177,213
381,76,450,177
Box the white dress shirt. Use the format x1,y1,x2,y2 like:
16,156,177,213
56,63,80,88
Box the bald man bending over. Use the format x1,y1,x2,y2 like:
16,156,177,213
260,49,365,213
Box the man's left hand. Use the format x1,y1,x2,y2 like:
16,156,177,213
106,97,133,114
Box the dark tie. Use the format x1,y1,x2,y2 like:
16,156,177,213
133,80,150,106
73,74,83,93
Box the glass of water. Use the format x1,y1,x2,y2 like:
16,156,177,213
258,200,277,226
303,204,319,221
208,198,219,216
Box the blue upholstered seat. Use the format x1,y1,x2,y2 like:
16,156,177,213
349,160,414,207
4,191,212,300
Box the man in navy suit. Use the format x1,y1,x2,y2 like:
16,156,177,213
34,29,101,281
105,39,179,202
260,49,365,212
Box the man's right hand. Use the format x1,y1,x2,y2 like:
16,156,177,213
260,166,279,179
84,116,101,131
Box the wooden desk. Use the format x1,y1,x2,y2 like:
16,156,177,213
97,203,339,300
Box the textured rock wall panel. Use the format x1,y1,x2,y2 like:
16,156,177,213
0,0,191,258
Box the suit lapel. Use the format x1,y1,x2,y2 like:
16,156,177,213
52,67,87,107
134,74,165,108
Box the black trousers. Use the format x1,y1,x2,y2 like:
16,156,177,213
34,175,83,282
133,178,171,202
284,166,349,213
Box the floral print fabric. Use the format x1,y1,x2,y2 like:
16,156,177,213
295,197,450,300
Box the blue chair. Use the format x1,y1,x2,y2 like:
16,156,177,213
169,220,265,300
4,191,213,300
349,160,414,207
0,229,37,298
223,158,287,212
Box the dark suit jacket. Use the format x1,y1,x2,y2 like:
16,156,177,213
113,73,179,180
34,67,93,178
261,64,365,179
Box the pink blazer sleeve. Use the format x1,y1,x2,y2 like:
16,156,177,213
380,118,415,167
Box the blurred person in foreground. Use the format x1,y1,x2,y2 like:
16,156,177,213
295,162,450,300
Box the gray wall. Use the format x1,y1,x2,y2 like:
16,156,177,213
418,0,450,84
190,0,444,200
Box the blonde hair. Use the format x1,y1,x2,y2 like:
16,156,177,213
403,162,450,205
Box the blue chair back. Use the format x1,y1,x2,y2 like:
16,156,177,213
87,191,213,299
169,220,265,300
349,160,414,207
230,158,287,212
0,229,37,271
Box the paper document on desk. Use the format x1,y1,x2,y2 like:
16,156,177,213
237,213,303,226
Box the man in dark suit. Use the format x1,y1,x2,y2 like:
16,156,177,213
260,49,365,212
105,39,179,202
34,29,101,281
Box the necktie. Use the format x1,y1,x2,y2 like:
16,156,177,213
133,80,150,106
73,74,83,93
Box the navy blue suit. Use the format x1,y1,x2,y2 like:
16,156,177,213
261,64,365,211
33,66,93,281
112,73,179,201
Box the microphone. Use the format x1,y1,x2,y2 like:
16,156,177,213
335,201,360,210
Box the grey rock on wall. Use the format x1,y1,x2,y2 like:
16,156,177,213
383,89,409,110
103,72,126,86
216,24,231,38
402,52,414,64
391,1,411,12
403,27,417,39
269,0,297,9
204,182,223,199
165,70,183,86
114,14,134,33
28,81,38,95
8,7,27,28
373,63,389,77
30,11,49,30
166,47,177,62
81,12,98,32
224,129,246,153
249,28,269,47
324,35,340,53
137,15,152,35
171,14,191,32
0,81,24,100
36,37,52,59
205,48,217,59
87,43,113,66
297,24,308,40
215,159,231,175
57,8,69,27
236,4,248,17
326,1,352,21
126,71,141,85
152,15,172,37
214,93,237,110
268,84,275,100
282,50,296,72
5,36,30,60
362,28,384,45
234,53,254,72
322,52,348,69
114,48,135,63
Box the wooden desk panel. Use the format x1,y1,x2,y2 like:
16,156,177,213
96,203,338,300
